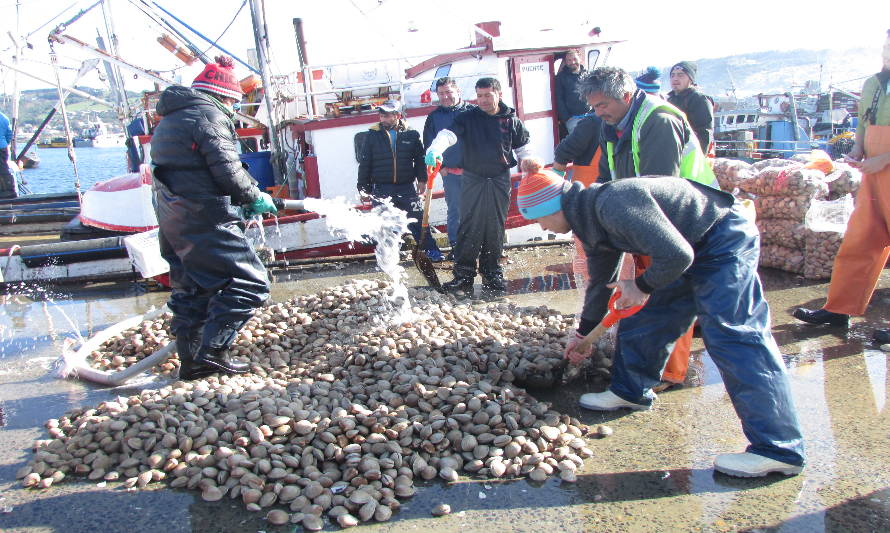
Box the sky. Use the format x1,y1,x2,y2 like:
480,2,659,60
0,0,886,95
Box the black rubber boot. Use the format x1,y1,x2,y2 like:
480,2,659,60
194,345,250,374
481,275,507,298
792,308,850,327
176,330,216,380
442,276,474,297
874,328,890,344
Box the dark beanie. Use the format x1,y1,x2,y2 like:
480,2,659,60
671,61,697,84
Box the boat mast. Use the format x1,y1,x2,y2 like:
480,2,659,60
248,0,283,184
785,91,801,142
292,18,316,118
48,40,82,199
99,0,132,132
9,0,22,159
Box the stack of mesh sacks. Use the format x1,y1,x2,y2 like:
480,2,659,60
712,157,862,279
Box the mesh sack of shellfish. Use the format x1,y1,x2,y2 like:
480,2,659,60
801,194,854,280
824,163,862,200
803,229,843,280
759,244,804,274
751,158,801,172
756,219,806,249
740,167,828,198
712,158,755,192
754,195,819,221
19,280,606,529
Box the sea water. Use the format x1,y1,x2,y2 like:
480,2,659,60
17,146,129,194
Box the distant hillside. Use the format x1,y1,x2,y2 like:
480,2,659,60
0,87,141,135
640,47,879,100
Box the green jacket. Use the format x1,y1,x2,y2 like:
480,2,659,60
857,73,890,140
599,91,718,189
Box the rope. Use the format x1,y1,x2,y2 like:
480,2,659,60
198,0,247,57
47,40,81,202
24,0,80,39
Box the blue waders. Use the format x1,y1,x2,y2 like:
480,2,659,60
610,205,806,466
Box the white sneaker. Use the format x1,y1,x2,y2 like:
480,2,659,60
579,390,652,411
714,452,803,477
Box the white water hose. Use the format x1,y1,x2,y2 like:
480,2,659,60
57,306,175,387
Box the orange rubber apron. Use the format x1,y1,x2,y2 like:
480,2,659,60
571,148,602,277
824,124,890,316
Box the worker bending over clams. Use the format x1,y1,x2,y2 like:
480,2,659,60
516,158,805,478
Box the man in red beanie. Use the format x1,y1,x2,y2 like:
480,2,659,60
515,159,806,478
151,56,277,379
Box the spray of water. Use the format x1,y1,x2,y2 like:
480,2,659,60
303,197,415,322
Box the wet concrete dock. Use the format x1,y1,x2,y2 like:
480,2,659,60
1,243,888,532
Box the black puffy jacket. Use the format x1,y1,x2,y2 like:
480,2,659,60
357,122,425,193
450,102,530,178
667,87,715,153
150,86,259,205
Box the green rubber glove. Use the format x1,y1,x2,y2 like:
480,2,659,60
244,192,278,217
552,168,567,178
425,149,442,167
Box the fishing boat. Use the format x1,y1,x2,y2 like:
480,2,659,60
20,149,40,169
1,10,614,287
35,137,68,148
714,85,859,160
73,118,127,148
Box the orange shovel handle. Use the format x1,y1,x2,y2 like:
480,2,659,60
601,290,644,328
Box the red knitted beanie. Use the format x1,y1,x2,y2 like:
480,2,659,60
192,56,243,100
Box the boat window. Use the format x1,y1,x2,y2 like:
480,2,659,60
727,116,735,125
429,64,452,92
747,115,755,123
587,50,601,69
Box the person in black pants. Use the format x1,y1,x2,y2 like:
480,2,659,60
150,56,277,379
425,78,532,297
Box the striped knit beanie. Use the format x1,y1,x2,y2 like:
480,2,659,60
517,158,566,220
635,66,661,93
192,56,243,100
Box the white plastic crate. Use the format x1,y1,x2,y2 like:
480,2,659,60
124,228,169,278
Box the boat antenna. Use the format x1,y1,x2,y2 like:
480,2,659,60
47,39,82,201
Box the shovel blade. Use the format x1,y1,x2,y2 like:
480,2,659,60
411,247,443,292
